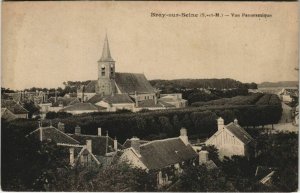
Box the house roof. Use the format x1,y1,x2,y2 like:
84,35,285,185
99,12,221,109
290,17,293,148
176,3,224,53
1,108,18,121
102,94,134,104
115,73,155,94
123,138,149,148
1,99,29,114
60,102,105,112
78,81,98,93
29,126,80,145
225,123,253,144
87,94,104,104
139,137,197,170
138,99,175,108
49,97,80,107
68,134,124,156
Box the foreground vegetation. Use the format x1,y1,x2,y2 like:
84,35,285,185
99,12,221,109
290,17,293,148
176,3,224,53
2,119,297,192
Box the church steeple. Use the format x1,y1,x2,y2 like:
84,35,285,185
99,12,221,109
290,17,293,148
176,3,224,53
99,34,114,62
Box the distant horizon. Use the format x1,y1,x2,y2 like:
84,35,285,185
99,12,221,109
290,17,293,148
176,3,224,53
2,2,298,90
2,77,298,91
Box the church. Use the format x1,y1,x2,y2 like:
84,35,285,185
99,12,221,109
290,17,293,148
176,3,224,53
73,35,187,113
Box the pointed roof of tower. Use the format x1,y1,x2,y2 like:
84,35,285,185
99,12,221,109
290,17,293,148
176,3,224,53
99,34,114,62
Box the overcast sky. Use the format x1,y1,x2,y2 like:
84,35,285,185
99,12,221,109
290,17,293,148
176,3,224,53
2,2,298,90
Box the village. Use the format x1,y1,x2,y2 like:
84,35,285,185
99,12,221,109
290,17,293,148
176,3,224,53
1,34,298,192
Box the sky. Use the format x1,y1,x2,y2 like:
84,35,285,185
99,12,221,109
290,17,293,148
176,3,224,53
2,1,298,90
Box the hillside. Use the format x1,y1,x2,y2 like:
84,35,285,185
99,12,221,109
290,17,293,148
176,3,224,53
150,78,257,90
259,81,298,88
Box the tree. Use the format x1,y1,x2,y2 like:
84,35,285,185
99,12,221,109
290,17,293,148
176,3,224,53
178,164,235,191
23,101,40,118
49,163,158,191
1,120,69,191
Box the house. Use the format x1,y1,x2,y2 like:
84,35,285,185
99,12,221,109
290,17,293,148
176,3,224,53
1,108,18,121
68,126,124,156
120,128,217,188
46,96,81,112
278,88,298,103
1,99,29,119
87,93,135,112
28,122,80,145
28,121,133,167
159,94,188,108
119,128,197,170
205,117,254,158
76,34,186,112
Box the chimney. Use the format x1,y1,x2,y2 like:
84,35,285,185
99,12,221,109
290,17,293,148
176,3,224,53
75,125,81,135
86,140,92,152
179,127,189,145
55,90,57,102
234,118,238,125
199,150,209,165
114,137,118,151
38,121,43,141
131,137,140,155
154,94,158,105
135,91,138,107
69,147,75,166
57,122,65,132
98,127,102,136
217,117,224,131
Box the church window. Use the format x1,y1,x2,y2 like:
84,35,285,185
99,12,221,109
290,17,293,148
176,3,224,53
101,66,105,76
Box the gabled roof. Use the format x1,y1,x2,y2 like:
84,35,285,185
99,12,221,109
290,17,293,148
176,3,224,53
1,99,28,114
49,97,80,107
29,126,80,145
69,134,124,156
139,137,197,170
102,94,134,104
225,123,253,144
115,73,155,94
60,102,105,111
1,108,18,121
138,99,175,108
123,138,149,148
78,81,98,93
87,94,104,104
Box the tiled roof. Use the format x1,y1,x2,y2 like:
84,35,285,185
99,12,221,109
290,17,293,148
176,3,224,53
225,123,253,144
50,97,80,107
138,99,175,108
30,126,80,145
87,94,104,104
139,138,197,170
69,134,124,156
1,99,28,114
123,138,149,148
78,81,98,93
102,94,134,104
1,108,18,121
4,93,21,102
60,103,105,111
115,73,155,94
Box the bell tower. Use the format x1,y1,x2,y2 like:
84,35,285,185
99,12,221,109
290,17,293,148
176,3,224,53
96,34,116,95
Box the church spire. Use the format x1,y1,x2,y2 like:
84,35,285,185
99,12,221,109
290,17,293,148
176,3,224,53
99,34,114,62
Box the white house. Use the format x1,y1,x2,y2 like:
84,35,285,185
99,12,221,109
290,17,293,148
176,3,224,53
206,117,254,158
